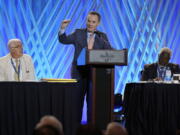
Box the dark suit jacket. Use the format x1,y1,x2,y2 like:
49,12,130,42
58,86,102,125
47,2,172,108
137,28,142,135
141,62,180,81
58,28,112,79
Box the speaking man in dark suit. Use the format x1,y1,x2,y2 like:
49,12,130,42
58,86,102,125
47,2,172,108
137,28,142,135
58,11,112,122
141,47,180,81
58,11,112,79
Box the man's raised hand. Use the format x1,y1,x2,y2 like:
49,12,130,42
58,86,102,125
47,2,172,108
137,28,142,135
61,20,71,29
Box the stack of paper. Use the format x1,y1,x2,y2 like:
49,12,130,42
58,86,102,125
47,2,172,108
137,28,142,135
41,78,77,83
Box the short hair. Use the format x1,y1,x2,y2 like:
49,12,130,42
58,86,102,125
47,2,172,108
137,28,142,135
8,38,22,48
106,122,128,135
35,115,63,135
88,11,101,22
177,129,180,135
159,47,172,57
34,125,60,135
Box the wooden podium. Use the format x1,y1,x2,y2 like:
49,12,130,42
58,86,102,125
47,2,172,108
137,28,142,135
78,49,128,129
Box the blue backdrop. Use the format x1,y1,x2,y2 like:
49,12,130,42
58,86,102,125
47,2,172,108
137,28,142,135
0,0,179,94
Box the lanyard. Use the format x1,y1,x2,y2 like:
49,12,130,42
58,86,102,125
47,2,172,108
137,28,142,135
157,66,167,80
11,58,21,79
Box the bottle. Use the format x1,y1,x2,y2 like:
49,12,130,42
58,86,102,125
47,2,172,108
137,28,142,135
164,67,172,81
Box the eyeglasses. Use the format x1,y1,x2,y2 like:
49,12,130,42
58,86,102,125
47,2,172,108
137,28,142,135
10,45,22,49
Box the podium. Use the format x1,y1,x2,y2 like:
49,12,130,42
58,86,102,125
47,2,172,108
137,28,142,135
77,49,128,129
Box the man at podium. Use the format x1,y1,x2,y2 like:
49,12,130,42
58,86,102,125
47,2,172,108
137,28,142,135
58,11,112,122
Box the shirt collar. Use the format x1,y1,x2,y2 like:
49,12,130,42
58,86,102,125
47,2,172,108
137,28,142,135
87,32,96,38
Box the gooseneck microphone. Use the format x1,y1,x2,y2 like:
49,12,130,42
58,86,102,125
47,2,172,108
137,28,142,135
94,31,102,37
94,31,111,48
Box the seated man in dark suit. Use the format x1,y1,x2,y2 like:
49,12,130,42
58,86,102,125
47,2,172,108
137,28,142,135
58,11,112,122
141,47,180,81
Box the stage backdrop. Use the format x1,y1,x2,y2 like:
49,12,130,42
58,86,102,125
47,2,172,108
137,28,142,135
0,0,179,94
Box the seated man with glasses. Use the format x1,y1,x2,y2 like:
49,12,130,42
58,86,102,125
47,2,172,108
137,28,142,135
0,38,36,81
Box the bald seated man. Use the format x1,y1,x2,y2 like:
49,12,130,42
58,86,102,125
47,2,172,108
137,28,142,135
106,122,128,135
0,39,36,81
34,115,63,135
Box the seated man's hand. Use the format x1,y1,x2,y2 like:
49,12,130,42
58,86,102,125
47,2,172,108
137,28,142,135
153,77,163,81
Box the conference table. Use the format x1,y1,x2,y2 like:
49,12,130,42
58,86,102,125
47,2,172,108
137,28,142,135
124,82,180,135
0,81,81,135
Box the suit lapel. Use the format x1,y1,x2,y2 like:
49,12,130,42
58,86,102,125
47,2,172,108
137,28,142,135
93,31,102,49
81,29,88,48
6,54,13,80
154,63,158,77
93,35,98,49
